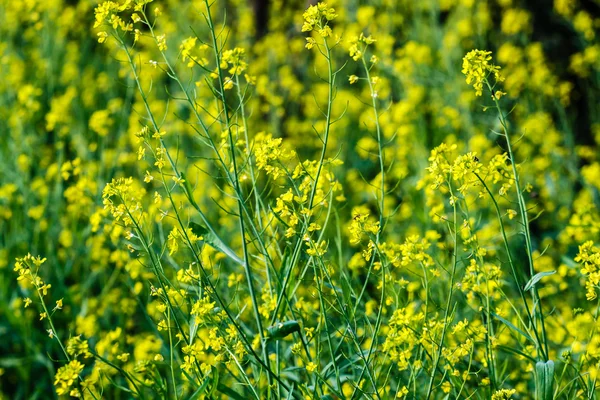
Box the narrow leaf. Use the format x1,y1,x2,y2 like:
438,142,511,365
216,383,246,400
267,321,301,340
189,222,244,266
524,270,556,292
492,312,534,343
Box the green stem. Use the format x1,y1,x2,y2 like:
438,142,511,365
486,79,549,361
425,180,459,399
271,33,336,323
203,0,267,372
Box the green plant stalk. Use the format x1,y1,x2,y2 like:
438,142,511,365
475,173,546,359
117,25,297,395
121,188,231,389
234,73,264,229
233,73,275,293
482,258,498,390
271,33,336,323
407,262,430,392
201,2,269,388
425,179,459,400
139,14,286,325
360,50,386,233
167,308,179,400
123,204,192,348
485,79,549,361
27,264,95,400
312,256,382,400
115,33,243,269
92,351,146,399
455,351,475,398
459,188,498,389
118,21,268,376
158,174,302,399
286,191,341,388
309,196,342,393
135,29,289,347
294,213,380,397
313,267,330,397
357,48,386,388
224,347,261,400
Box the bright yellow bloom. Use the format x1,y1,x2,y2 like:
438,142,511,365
462,50,504,96
54,360,84,396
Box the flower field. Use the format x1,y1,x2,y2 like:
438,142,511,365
1,0,600,398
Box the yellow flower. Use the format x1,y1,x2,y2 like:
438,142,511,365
441,381,452,393
157,34,167,51
304,327,315,338
462,50,503,96
396,386,409,398
492,388,517,400
97,31,108,43
144,171,153,183
306,361,317,373
302,3,337,37
54,360,84,396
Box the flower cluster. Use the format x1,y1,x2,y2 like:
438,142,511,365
54,360,84,396
462,50,504,96
302,2,337,48
575,241,600,300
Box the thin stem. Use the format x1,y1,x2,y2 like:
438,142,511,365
203,0,267,369
486,79,549,361
272,33,337,324
425,180,459,399
475,172,545,357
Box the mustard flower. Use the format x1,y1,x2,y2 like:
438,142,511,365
575,241,600,300
156,34,167,51
221,48,248,75
306,361,317,373
302,2,337,38
97,31,108,43
462,50,504,96
67,336,93,359
491,389,517,400
54,360,84,396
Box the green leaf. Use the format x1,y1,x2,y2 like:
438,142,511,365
189,221,209,237
492,312,534,343
216,383,246,400
535,360,555,400
496,345,537,363
208,365,220,397
267,320,301,340
188,375,210,400
524,270,556,292
340,274,355,319
324,282,343,295
189,222,244,266
561,256,577,268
